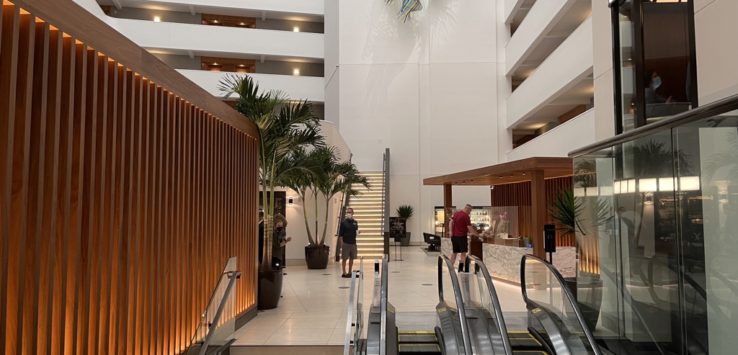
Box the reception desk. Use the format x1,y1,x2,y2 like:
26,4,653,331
442,237,575,284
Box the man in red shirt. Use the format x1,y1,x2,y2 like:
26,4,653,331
449,204,480,272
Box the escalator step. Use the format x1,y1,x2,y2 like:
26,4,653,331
512,351,549,355
399,334,438,344
398,330,438,344
398,343,442,354
508,331,543,348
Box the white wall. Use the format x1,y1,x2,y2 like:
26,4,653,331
507,109,596,161
327,0,498,242
506,17,593,128
113,0,324,17
113,18,324,60
694,0,738,104
178,70,325,102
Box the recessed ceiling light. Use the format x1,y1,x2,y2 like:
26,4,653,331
153,16,161,22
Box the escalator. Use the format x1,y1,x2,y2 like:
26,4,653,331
345,254,603,355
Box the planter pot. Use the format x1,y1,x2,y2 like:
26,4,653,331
400,232,411,246
258,267,283,310
305,244,330,270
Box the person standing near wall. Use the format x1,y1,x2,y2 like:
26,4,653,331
272,214,292,268
340,207,359,278
449,204,480,272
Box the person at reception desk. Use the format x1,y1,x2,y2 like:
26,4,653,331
449,204,480,272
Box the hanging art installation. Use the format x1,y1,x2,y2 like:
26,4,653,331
386,0,423,22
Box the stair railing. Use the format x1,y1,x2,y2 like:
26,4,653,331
381,148,390,255
186,257,241,355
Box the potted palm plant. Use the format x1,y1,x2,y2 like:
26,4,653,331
284,147,367,269
220,75,323,309
396,205,414,246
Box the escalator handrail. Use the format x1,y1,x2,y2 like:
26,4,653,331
520,254,603,355
437,255,473,355
468,256,513,355
380,255,389,355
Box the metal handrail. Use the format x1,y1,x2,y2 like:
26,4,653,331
198,271,239,355
343,258,364,355
187,258,239,353
569,93,738,157
379,256,389,355
468,256,513,355
520,254,602,355
437,255,473,355
382,148,390,255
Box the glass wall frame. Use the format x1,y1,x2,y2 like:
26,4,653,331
609,0,699,134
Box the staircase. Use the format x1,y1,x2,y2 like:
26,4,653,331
348,172,386,258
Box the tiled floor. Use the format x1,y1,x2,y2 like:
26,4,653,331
231,247,527,346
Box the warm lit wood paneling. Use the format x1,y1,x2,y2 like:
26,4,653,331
490,177,575,247
0,1,259,354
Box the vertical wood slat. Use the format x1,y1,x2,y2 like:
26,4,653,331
0,2,259,354
490,176,575,247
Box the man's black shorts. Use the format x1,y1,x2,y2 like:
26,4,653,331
451,237,468,253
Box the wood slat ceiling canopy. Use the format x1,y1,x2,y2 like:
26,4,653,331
423,157,573,186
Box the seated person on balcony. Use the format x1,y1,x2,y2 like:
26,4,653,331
645,71,672,104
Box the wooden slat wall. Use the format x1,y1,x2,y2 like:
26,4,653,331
490,177,575,247
0,2,259,354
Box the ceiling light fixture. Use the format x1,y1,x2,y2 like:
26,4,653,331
293,68,300,76
212,62,219,66
153,16,161,22
213,19,219,24
293,26,300,32
239,22,245,26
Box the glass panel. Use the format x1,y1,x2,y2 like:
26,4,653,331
642,0,695,123
673,110,738,354
614,130,683,353
574,149,620,340
523,257,597,353
617,0,637,131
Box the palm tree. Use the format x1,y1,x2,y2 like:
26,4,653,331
281,146,368,247
312,148,368,245
219,75,323,271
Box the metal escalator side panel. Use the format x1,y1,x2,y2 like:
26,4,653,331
437,255,474,355
463,305,500,355
468,256,514,355
520,255,602,355
436,303,463,355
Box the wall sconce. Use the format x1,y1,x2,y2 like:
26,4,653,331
292,68,300,76
293,26,300,32
153,16,162,22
